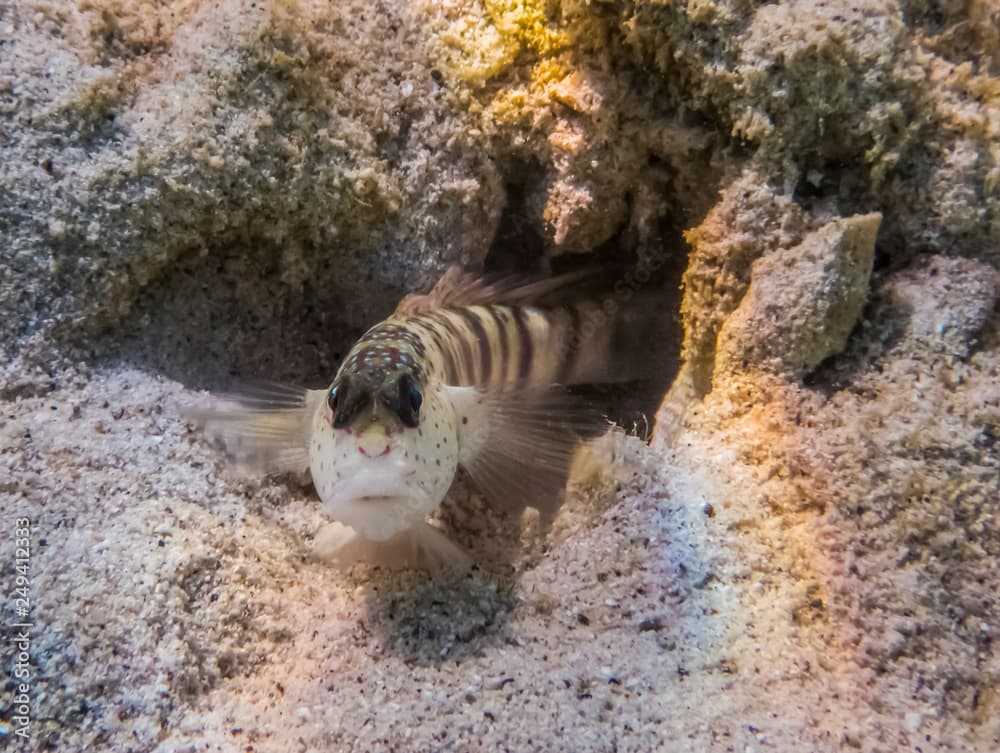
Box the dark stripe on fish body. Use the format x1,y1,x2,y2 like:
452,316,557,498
429,312,474,384
410,336,427,359
557,304,583,385
413,319,457,383
454,307,491,386
485,305,511,389
509,306,533,387
424,311,472,384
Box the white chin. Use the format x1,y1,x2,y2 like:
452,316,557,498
328,473,412,501
316,461,437,541
327,496,429,541
321,475,434,541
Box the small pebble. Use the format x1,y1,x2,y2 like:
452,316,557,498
598,666,617,682
638,617,663,632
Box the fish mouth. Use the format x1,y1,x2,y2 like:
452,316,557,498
358,444,391,458
326,470,416,503
319,467,434,541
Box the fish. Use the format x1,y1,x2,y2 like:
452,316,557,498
185,266,653,569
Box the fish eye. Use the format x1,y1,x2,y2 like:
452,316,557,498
408,383,422,413
396,374,422,428
329,379,368,428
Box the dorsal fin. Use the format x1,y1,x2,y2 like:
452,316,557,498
393,265,600,317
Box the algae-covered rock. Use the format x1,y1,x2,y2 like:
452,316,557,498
618,0,1000,262
675,169,812,395
0,0,502,391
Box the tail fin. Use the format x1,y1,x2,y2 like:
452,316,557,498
559,290,681,386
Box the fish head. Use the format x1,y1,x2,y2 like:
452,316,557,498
328,368,423,431
309,368,459,541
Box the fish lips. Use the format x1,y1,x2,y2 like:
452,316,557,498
321,468,433,541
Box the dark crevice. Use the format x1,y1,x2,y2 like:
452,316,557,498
483,159,550,276
485,163,689,437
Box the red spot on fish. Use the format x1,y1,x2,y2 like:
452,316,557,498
462,416,468,424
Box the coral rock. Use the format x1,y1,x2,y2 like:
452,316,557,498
714,212,881,380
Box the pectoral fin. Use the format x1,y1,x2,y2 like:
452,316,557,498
183,382,325,475
448,386,608,521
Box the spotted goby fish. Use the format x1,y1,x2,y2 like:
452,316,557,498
186,266,643,568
